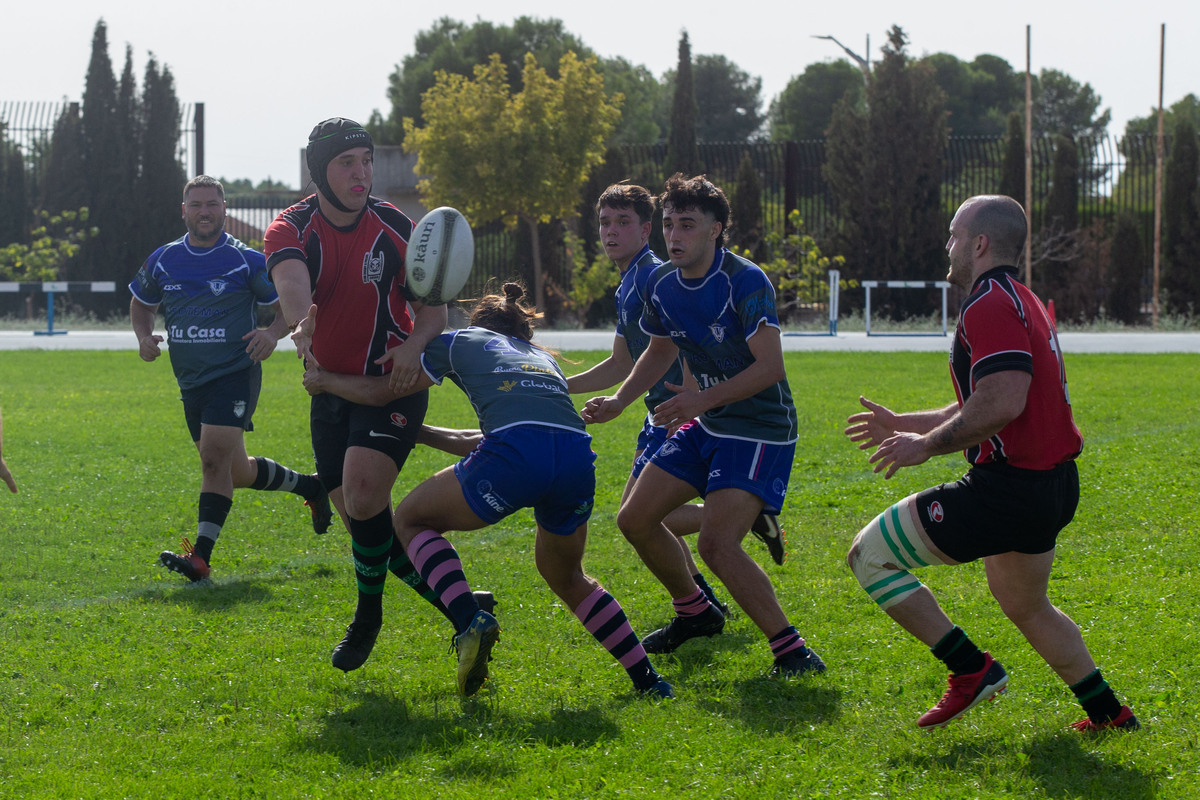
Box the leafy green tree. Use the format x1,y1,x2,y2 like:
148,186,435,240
768,60,864,141
1162,119,1200,313
1107,212,1144,324
665,32,699,177
1032,68,1111,140
691,54,764,142
596,57,667,145
1124,94,1200,140
922,52,1021,136
404,51,620,312
998,111,1025,200
824,26,948,309
751,209,849,322
371,16,594,142
0,208,96,281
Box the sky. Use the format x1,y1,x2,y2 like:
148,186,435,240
3,0,1197,188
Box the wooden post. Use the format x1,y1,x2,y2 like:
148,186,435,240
1024,25,1034,288
1152,24,1165,329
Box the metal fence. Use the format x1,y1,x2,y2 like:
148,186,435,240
0,100,204,180
1,94,1185,318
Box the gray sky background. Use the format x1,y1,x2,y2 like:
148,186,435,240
5,0,1196,187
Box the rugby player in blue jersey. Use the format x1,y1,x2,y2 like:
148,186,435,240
307,283,673,698
583,174,825,677
130,175,331,583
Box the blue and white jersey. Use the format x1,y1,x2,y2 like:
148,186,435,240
640,248,797,444
421,326,586,436
614,244,687,416
129,232,277,390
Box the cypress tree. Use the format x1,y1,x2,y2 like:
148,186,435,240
824,26,947,316
999,111,1025,201
665,31,700,178
731,151,765,262
79,19,123,285
1163,120,1200,313
137,56,186,268
41,104,88,216
1107,212,1144,324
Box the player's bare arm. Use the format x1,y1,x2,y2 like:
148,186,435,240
582,335,678,424
651,322,784,428
270,258,317,362
566,335,634,394
867,369,1031,479
845,397,959,450
383,301,448,394
418,425,483,457
130,297,164,362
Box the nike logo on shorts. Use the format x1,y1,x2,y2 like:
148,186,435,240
368,430,400,440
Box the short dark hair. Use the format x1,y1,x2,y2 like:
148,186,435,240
596,182,655,224
964,195,1027,263
183,175,224,202
659,173,730,247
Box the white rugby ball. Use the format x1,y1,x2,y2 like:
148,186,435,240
407,206,474,306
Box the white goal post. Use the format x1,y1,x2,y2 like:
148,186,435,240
861,280,951,337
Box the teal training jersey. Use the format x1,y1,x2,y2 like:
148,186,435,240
420,326,584,435
640,248,798,444
129,232,277,390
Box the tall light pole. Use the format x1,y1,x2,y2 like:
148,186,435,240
812,34,871,84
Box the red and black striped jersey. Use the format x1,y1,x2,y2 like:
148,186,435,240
950,266,1083,470
265,195,417,377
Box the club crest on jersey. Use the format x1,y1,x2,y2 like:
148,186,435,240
208,279,229,296
233,400,246,419
708,323,727,343
390,412,408,428
928,500,945,523
362,251,385,283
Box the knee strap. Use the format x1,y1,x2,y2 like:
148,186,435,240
848,499,941,610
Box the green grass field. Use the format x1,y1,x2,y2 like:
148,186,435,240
0,349,1196,799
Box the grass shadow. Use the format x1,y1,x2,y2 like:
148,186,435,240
891,730,1159,800
302,690,622,772
134,577,274,611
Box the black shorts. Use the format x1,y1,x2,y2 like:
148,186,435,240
309,390,428,490
180,364,261,442
915,460,1079,563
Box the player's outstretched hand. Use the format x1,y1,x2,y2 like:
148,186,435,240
137,334,164,362
845,396,900,450
290,304,318,363
243,328,278,362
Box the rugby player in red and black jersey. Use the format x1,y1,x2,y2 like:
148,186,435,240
843,195,1138,733
265,118,466,673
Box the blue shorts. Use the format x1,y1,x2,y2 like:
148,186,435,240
454,425,595,536
631,414,671,479
648,422,794,515
180,364,261,442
